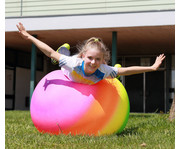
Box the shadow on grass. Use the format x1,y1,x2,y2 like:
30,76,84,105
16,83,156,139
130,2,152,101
116,114,154,136
116,126,139,136
129,114,153,118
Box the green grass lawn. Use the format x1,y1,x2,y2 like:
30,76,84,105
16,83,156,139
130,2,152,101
5,111,175,149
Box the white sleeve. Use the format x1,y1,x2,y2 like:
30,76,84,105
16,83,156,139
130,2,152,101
59,55,81,72
100,64,118,78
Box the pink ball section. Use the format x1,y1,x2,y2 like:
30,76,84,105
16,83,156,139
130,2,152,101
30,70,96,132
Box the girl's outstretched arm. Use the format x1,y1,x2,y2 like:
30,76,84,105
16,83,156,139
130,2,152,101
117,54,166,76
16,22,61,61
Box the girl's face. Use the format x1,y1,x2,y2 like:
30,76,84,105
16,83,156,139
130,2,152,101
82,47,104,75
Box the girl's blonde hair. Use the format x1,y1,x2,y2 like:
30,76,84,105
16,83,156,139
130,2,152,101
77,37,110,64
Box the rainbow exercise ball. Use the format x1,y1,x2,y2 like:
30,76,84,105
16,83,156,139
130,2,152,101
30,70,130,136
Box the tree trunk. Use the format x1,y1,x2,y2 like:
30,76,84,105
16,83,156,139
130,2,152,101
169,95,175,121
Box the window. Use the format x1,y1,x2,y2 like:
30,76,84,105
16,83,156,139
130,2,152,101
5,49,44,71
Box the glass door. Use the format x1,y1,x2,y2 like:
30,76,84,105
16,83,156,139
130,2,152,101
124,56,165,113
5,67,15,110
125,74,143,112
145,71,165,112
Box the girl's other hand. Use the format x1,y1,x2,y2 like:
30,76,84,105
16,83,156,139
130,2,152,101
151,54,166,70
16,22,31,40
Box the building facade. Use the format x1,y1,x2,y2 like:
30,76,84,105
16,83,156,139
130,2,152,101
5,0,175,112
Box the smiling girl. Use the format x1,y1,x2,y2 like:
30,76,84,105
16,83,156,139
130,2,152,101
16,22,165,85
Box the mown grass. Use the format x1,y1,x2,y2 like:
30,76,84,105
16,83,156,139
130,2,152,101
5,111,175,149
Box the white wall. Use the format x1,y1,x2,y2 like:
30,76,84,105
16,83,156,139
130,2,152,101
6,11,175,32
15,67,46,110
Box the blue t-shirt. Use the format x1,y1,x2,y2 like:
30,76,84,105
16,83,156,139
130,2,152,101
59,55,118,85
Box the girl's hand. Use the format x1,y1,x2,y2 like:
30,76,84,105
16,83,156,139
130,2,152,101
16,22,31,40
151,54,166,70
